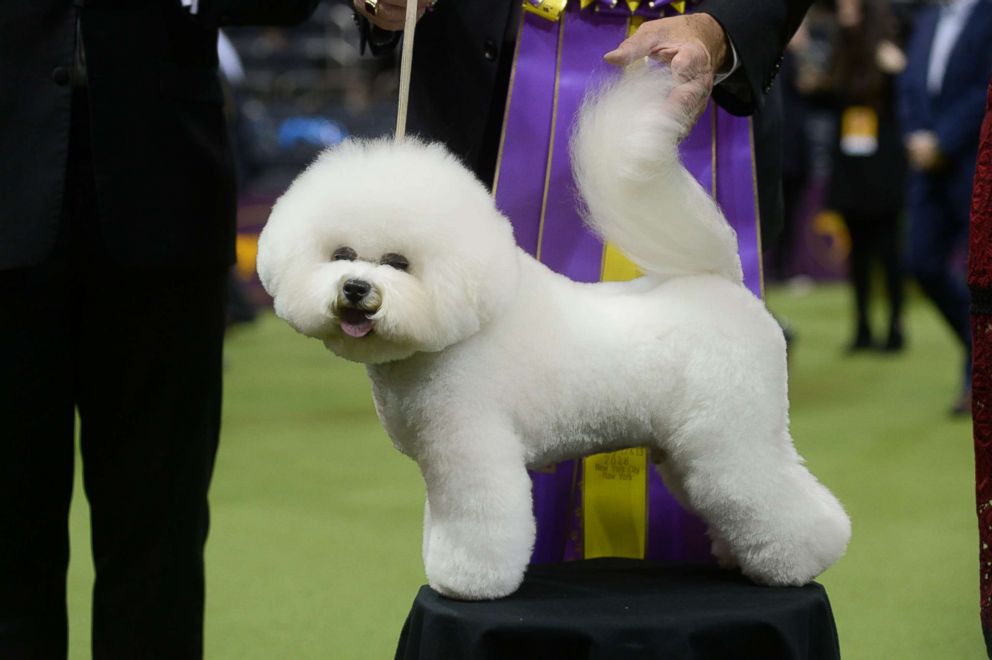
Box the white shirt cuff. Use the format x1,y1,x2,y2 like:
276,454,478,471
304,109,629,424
713,40,740,86
181,0,199,14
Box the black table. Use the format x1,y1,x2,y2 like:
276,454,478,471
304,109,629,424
395,559,840,660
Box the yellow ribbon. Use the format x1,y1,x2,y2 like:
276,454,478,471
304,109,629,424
522,0,569,21
584,180,647,557
524,0,686,22
521,0,694,561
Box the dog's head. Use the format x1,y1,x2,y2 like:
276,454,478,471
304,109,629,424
257,138,520,364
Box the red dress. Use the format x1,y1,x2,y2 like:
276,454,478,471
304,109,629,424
968,80,992,653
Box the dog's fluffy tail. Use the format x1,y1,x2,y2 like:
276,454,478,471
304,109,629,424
572,65,743,283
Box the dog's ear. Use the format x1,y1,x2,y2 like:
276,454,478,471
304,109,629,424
435,205,520,330
469,208,521,326
256,229,280,298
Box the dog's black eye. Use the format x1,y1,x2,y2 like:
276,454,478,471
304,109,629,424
381,253,410,271
332,247,357,261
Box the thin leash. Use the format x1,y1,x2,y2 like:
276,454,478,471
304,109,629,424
394,0,420,141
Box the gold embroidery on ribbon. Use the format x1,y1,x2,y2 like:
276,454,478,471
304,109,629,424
671,1,686,12
583,448,649,558
710,103,717,198
523,0,568,21
747,116,765,297
534,16,567,262
491,11,528,196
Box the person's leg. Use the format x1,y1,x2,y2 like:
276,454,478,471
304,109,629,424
907,175,972,410
63,82,227,657
0,90,94,659
0,258,77,660
906,178,971,348
78,261,226,659
876,211,905,351
844,212,873,350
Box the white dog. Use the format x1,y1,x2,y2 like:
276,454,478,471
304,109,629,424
257,66,851,600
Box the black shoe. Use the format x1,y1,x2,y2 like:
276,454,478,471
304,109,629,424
880,328,905,353
950,389,972,417
846,333,874,353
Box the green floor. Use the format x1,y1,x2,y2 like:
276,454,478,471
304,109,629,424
65,283,984,659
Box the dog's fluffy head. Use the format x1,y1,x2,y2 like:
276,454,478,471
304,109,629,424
257,138,520,364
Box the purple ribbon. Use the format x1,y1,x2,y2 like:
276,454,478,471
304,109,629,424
493,12,559,256
494,3,759,565
594,0,695,19
717,109,763,296
539,10,626,281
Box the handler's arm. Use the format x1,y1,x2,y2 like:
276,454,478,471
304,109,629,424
702,0,815,115
604,0,813,127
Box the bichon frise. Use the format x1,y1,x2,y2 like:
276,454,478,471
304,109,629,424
257,66,851,600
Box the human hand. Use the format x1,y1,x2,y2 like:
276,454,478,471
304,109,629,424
604,14,730,129
906,130,943,172
353,0,434,32
875,40,906,75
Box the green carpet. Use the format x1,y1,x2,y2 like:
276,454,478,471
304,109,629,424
64,283,983,658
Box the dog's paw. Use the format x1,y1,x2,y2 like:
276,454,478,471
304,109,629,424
708,529,738,570
424,534,526,600
734,504,851,586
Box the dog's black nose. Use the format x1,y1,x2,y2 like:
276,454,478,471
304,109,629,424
343,279,372,304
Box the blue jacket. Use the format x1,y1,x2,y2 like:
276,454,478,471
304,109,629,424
898,0,992,173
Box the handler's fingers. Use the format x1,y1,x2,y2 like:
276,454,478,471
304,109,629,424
666,40,712,84
354,0,430,31
655,43,713,133
663,76,712,134
604,28,664,66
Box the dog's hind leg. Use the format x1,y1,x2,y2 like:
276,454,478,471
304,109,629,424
417,422,535,600
653,329,850,586
652,452,738,569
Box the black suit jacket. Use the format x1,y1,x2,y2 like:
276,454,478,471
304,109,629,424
399,0,812,246
0,0,319,271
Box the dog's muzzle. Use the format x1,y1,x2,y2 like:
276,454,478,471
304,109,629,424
338,279,378,338
343,278,372,305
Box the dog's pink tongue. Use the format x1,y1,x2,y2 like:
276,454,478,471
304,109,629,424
339,308,374,338
341,318,373,338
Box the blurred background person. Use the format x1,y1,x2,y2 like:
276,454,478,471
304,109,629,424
826,0,908,353
773,4,847,285
898,0,992,414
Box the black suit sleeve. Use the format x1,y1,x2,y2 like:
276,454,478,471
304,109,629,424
195,0,321,27
702,0,813,115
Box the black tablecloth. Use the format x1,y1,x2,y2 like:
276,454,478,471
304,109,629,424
395,559,840,660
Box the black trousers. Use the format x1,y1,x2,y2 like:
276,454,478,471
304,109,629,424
842,210,905,340
0,91,227,658
906,172,972,381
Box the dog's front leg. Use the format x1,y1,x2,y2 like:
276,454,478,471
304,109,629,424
418,429,534,600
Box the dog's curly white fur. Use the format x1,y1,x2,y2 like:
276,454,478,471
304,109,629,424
257,66,851,600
